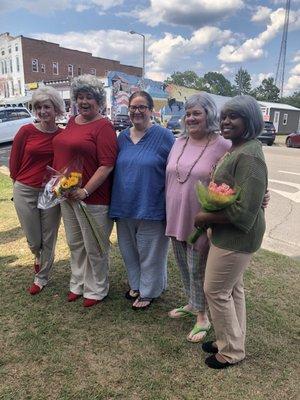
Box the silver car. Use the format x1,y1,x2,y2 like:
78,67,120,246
0,107,35,143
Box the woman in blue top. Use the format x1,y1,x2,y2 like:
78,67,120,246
109,91,175,309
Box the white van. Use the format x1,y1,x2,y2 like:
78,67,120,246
0,107,35,144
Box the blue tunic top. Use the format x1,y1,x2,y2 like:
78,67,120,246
109,124,175,220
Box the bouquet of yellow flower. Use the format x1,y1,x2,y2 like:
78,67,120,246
38,158,83,209
188,180,240,244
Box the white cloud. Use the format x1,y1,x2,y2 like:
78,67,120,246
252,72,273,88
251,6,272,22
136,0,244,28
219,7,300,63
290,64,300,75
285,74,300,92
293,51,300,63
0,0,123,14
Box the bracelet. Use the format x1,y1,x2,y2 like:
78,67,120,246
82,188,90,198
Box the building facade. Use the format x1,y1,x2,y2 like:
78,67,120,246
0,32,142,102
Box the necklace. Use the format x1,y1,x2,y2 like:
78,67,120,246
175,136,211,184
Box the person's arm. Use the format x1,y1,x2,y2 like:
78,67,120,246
9,126,28,181
70,166,114,201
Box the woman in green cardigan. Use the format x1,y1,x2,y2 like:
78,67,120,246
194,95,268,369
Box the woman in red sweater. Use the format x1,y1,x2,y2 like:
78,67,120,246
9,86,65,295
52,75,118,307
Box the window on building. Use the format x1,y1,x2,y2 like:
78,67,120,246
1,49,5,56
4,60,7,74
16,56,20,72
68,64,74,77
52,61,58,75
8,46,11,54
41,64,45,73
77,67,82,76
15,44,18,52
90,68,96,75
32,59,39,72
18,80,22,94
9,59,13,73
1,61,4,75
283,113,288,125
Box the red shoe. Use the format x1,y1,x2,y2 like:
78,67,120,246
67,292,82,302
28,283,43,295
34,263,40,274
83,298,101,307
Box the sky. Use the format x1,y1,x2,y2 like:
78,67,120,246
1,0,300,95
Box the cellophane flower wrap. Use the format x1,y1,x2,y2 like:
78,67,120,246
188,179,240,244
38,157,83,209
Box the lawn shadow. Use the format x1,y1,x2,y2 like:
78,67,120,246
0,254,18,268
0,226,24,244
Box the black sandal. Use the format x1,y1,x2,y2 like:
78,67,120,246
125,290,140,300
132,297,153,310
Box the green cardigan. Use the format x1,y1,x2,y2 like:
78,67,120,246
211,139,268,253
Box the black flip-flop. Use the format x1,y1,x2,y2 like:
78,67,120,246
125,290,140,300
132,297,153,310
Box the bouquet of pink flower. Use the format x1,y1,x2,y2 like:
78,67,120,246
188,180,240,244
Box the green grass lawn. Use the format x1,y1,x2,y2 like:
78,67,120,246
0,173,299,400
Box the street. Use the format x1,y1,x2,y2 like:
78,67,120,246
1,142,299,260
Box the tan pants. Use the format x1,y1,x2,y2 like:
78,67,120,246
13,181,61,286
61,201,113,300
204,243,253,363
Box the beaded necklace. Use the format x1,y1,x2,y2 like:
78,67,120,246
175,136,211,184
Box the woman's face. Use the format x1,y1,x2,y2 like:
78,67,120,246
76,91,99,120
129,95,152,128
185,105,208,139
35,100,56,124
220,111,246,142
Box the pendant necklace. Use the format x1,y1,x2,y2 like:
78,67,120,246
175,136,211,184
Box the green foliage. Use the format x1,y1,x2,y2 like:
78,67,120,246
203,71,234,96
164,70,206,90
234,67,252,95
281,90,300,109
252,77,280,102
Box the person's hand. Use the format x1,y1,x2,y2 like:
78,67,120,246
194,211,208,228
262,189,270,209
68,188,87,201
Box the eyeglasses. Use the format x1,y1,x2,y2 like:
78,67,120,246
128,105,149,113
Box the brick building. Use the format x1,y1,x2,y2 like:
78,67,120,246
0,32,142,102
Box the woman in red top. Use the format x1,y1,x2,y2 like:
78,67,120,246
9,86,65,295
52,74,118,307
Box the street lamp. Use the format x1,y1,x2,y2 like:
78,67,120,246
129,30,145,79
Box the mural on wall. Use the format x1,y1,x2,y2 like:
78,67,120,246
107,71,168,117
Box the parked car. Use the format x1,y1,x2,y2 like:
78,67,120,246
286,131,300,148
166,115,182,136
257,121,276,146
0,107,35,144
112,114,132,131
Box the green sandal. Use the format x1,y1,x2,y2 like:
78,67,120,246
168,306,198,319
187,322,211,343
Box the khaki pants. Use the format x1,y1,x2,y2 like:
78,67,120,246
204,243,253,363
61,201,113,300
13,181,61,286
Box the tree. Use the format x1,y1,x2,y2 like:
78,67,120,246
281,91,300,109
252,78,280,102
164,71,206,90
203,72,234,96
234,68,252,95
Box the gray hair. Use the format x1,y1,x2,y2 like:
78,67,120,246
221,95,264,140
71,74,106,107
32,86,65,116
181,92,219,137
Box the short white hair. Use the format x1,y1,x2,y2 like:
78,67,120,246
71,74,106,107
32,86,65,116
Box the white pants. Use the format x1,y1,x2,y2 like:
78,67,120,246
13,181,61,286
61,201,113,300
